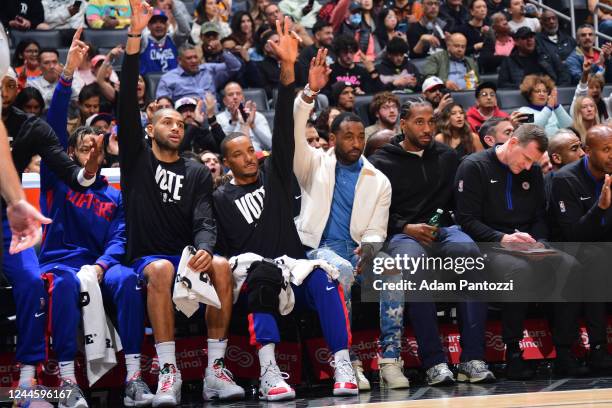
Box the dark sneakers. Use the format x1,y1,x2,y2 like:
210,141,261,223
505,349,536,381
554,347,590,377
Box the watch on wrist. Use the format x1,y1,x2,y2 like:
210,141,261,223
303,84,319,99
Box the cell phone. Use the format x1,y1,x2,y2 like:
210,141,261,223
439,87,451,96
521,113,535,123
238,102,249,121
73,1,82,8
397,22,408,33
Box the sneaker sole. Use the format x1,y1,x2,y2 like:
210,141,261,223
457,373,496,383
380,378,410,389
152,395,181,408
203,387,245,401
124,395,154,407
260,390,296,401
427,375,455,386
333,387,359,396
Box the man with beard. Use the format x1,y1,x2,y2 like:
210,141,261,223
421,76,453,116
213,19,357,400
550,125,612,374
365,92,400,139
216,81,272,151
565,25,612,84
119,1,243,405
28,49,77,109
293,49,392,391
330,82,356,113
297,20,334,85
369,98,495,387
536,10,576,62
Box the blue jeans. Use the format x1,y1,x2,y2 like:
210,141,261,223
381,226,488,368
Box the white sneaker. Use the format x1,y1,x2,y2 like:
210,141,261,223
425,363,455,386
378,357,410,389
352,360,371,391
152,364,182,407
58,379,89,408
332,359,358,396
124,372,155,407
203,358,245,401
258,362,295,401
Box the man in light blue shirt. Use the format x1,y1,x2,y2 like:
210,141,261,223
156,42,241,101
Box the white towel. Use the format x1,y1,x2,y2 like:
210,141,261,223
77,265,122,386
228,253,339,315
173,246,221,317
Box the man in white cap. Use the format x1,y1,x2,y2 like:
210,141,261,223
421,76,453,115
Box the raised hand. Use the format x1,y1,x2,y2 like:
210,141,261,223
128,0,154,34
205,93,217,118
308,48,331,93
84,134,105,177
7,199,52,254
547,87,558,108
599,174,611,210
64,27,89,76
268,16,301,65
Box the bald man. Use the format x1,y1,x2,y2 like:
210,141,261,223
422,33,479,91
550,124,612,374
364,129,394,157
548,130,585,172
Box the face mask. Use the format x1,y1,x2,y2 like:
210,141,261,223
350,13,362,25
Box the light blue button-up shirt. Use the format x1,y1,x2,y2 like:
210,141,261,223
155,51,241,100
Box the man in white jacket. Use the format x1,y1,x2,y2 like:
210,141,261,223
293,49,392,391
41,0,86,29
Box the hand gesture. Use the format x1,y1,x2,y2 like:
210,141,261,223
107,45,125,62
404,223,439,245
65,28,89,75
7,199,52,254
188,250,212,272
268,16,301,65
146,100,161,122
84,134,105,176
599,174,611,210
547,87,558,108
129,0,154,34
510,110,527,128
308,48,331,92
438,93,453,110
358,50,375,73
107,132,119,155
244,100,257,127
583,58,593,74
204,93,217,117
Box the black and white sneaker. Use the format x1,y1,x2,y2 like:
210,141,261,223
457,360,496,383
425,363,455,386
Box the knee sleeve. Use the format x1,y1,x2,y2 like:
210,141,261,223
245,260,283,314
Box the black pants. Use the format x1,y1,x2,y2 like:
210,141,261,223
487,250,582,347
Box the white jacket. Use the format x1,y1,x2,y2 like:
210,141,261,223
293,93,392,249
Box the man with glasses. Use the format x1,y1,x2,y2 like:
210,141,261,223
466,82,509,133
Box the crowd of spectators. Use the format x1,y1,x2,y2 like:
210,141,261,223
2,0,612,405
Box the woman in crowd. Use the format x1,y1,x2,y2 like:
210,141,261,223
200,150,225,187
459,0,489,55
518,74,572,137
435,103,484,159
230,11,256,46
374,8,407,50
249,0,269,30
333,0,380,62
478,12,513,73
192,0,232,41
13,87,45,117
571,69,611,122
572,96,600,142
13,40,41,82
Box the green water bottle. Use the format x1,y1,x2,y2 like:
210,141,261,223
427,208,444,237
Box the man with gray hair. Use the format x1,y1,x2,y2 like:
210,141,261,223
156,42,241,101
565,24,612,84
535,10,576,62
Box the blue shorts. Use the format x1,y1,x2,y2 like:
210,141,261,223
133,255,181,281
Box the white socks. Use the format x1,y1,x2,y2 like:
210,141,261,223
59,360,76,382
19,364,36,387
207,338,228,369
258,343,277,376
334,349,351,366
155,341,177,368
125,353,141,381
